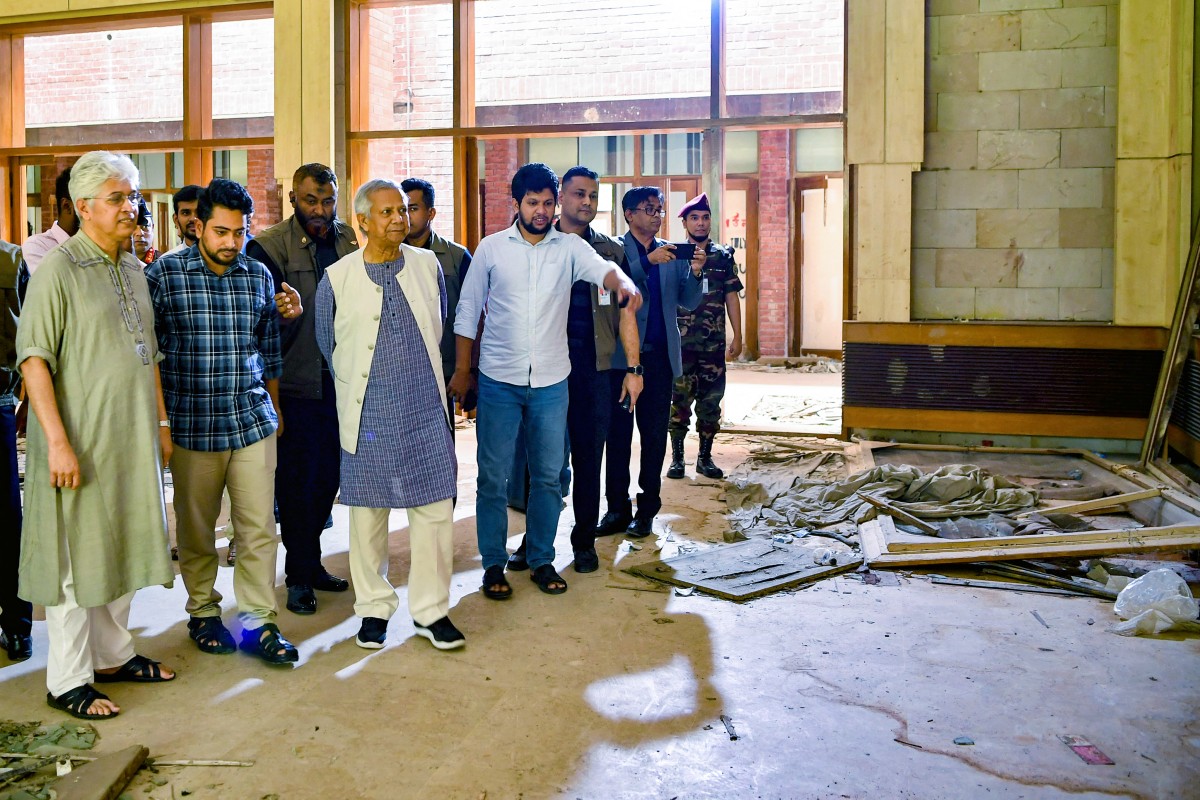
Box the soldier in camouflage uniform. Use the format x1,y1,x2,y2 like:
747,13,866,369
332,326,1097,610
668,193,742,479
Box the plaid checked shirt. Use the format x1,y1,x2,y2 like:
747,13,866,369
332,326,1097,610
146,246,283,452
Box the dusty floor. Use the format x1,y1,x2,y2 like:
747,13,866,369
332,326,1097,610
2,376,1199,799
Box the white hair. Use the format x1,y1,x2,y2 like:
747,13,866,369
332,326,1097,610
353,178,405,219
68,151,139,207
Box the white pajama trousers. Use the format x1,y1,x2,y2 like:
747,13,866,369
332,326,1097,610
349,498,454,626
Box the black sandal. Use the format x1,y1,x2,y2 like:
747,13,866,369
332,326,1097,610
46,684,118,721
239,623,299,665
530,564,568,595
188,616,236,655
95,654,175,683
481,565,512,600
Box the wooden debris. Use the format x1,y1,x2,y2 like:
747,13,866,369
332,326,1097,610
53,744,147,800
856,492,938,534
981,563,1118,600
1014,488,1162,518
929,575,1092,598
1030,610,1051,628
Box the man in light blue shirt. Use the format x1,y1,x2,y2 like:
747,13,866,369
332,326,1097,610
449,163,641,600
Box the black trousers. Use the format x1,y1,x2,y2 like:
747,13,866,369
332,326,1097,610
566,339,614,551
605,346,672,521
275,373,341,587
0,403,31,637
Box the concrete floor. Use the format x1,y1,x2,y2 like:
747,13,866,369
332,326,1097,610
3,385,1199,799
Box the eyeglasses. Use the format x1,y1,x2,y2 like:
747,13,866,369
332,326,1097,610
636,206,666,217
83,192,143,208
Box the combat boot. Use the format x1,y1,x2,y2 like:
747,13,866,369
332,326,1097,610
666,433,686,479
696,434,724,479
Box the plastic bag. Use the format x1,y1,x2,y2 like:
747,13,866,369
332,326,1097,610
1109,568,1200,637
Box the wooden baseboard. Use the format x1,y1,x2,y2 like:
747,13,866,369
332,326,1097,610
844,407,1146,440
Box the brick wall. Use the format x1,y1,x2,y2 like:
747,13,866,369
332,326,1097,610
246,149,281,234
483,139,520,236
913,1,1117,322
757,129,790,356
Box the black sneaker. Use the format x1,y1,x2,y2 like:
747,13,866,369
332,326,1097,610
413,616,465,650
356,617,388,649
573,548,600,573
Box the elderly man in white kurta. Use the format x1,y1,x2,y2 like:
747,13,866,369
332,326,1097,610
315,179,463,651
17,151,176,721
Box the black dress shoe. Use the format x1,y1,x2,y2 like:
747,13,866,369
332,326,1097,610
286,585,317,615
1,631,32,662
573,548,600,573
313,571,349,592
595,510,632,536
625,517,655,538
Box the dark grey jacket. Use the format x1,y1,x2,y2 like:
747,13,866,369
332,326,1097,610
614,235,703,378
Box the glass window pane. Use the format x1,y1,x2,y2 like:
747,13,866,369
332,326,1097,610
365,138,456,238
642,133,701,176
127,153,168,190
527,138,578,180
579,135,634,178
212,17,275,138
726,0,844,116
25,165,43,239
475,0,710,126
726,130,758,174
24,25,184,146
794,127,844,173
209,148,281,235
362,2,455,131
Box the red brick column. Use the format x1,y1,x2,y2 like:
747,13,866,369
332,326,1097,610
757,129,790,356
246,149,281,232
483,139,520,236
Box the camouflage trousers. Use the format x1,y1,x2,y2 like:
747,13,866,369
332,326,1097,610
669,349,726,437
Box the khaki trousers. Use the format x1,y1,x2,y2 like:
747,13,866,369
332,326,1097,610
171,435,278,629
349,499,453,625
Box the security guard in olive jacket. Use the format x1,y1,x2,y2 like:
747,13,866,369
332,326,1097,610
245,163,358,616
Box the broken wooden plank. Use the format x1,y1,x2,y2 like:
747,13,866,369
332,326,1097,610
861,516,1200,568
624,538,857,601
53,744,147,800
856,491,938,534
929,575,1093,598
1014,488,1162,518
980,563,1118,600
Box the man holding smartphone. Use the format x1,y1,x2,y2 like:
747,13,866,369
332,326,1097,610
668,193,743,480
599,187,705,539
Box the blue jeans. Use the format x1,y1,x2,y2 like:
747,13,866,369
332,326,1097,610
507,423,571,510
476,373,569,571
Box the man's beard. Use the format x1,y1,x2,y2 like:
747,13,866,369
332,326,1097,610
200,240,238,267
295,205,335,239
518,214,551,237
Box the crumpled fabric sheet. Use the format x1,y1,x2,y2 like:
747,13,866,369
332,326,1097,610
729,463,1039,530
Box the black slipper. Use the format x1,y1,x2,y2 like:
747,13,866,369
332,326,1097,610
188,616,236,655
95,654,175,683
530,564,568,595
481,565,512,600
239,623,299,665
47,684,118,721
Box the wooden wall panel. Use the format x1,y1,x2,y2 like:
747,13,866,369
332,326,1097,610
1114,155,1185,326
846,0,885,165
884,0,923,165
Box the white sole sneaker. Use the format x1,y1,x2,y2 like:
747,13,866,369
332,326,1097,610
413,623,465,651
356,636,385,650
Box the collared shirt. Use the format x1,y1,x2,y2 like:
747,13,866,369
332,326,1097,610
454,222,617,388
146,248,283,452
22,221,72,275
161,241,193,258
630,236,668,349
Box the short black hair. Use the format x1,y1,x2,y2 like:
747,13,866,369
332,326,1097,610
197,178,255,223
562,166,599,187
511,162,559,203
54,167,73,213
400,178,435,208
172,184,203,214
293,163,338,188
622,186,664,213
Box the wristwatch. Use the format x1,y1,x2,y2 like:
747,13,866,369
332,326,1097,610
626,365,644,376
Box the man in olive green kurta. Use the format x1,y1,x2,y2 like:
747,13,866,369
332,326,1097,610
17,150,176,720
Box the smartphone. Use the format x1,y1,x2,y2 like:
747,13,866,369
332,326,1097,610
619,394,633,412
669,242,696,262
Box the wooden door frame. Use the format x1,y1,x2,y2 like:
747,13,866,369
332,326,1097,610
725,175,758,359
791,175,839,357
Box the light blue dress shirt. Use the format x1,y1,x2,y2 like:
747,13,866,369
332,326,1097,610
454,222,618,388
